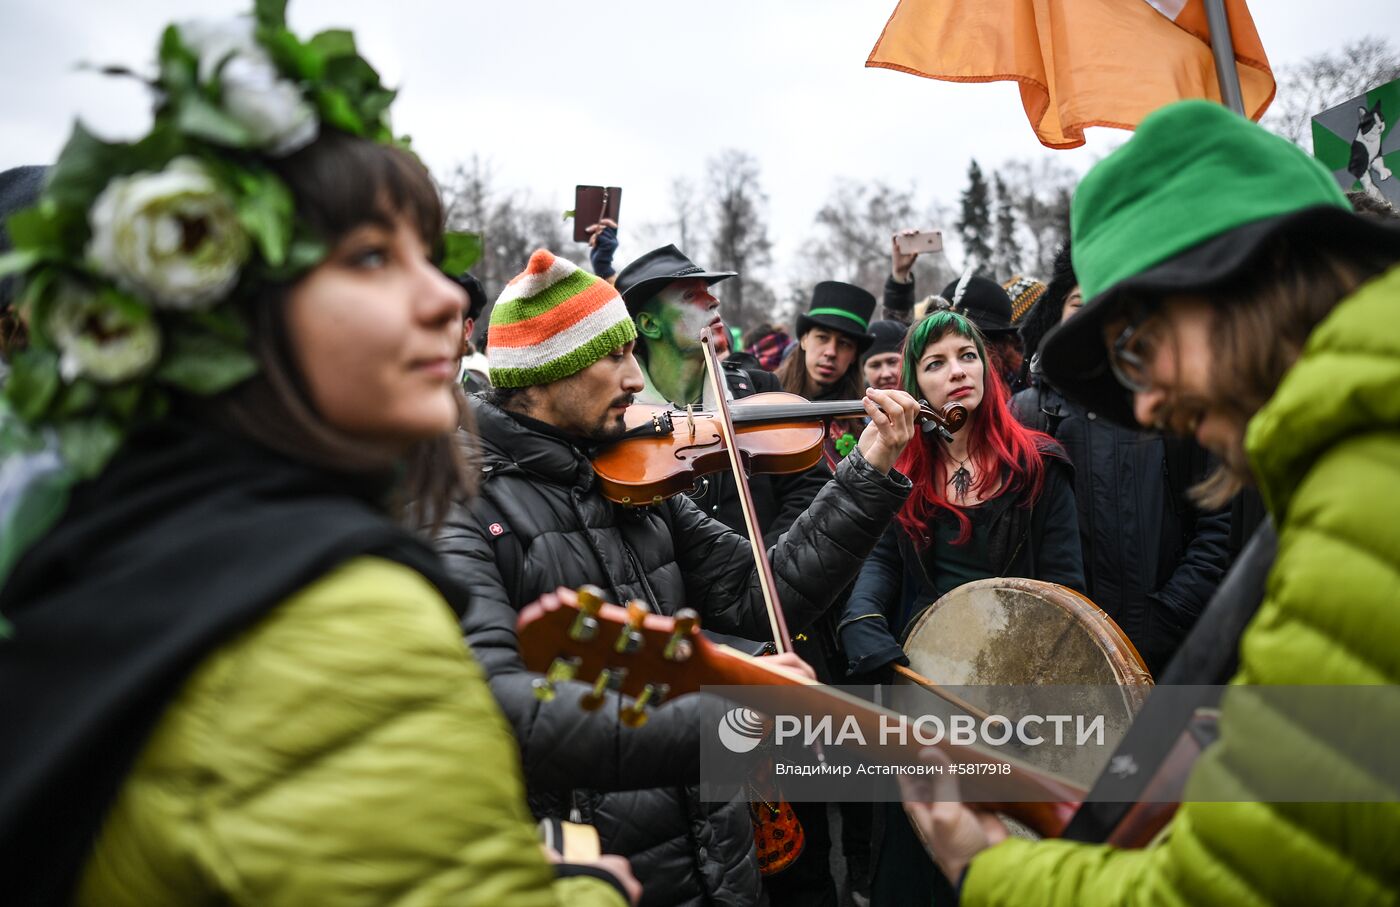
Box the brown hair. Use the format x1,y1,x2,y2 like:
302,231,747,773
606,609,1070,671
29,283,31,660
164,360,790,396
204,130,474,529
776,332,865,402
1133,233,1397,508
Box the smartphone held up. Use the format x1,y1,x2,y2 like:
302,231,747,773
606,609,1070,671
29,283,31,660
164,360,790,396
894,230,943,256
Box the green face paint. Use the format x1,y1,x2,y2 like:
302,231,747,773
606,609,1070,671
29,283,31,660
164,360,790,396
637,278,719,404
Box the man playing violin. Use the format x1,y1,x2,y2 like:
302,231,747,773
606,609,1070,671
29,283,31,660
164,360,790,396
433,249,922,907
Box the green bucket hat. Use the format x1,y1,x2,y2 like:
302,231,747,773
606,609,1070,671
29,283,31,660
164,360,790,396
1040,99,1400,426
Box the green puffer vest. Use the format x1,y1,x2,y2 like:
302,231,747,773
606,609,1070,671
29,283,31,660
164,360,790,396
76,557,625,907
961,265,1400,906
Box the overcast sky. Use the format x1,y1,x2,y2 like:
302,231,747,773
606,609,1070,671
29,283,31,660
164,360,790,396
3,1,1398,286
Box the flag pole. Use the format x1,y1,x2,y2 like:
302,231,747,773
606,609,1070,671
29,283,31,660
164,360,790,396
1203,0,1246,115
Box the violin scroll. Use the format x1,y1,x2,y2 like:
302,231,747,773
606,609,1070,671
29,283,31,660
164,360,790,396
916,399,969,442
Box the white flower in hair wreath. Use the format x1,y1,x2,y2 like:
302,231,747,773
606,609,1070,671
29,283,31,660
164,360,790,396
46,281,162,384
177,16,319,156
87,156,250,311
0,0,483,632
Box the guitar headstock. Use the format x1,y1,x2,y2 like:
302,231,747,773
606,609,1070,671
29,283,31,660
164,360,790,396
517,585,715,727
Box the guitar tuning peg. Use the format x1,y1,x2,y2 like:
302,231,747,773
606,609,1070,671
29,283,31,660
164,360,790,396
579,667,627,711
619,682,671,728
663,608,699,662
614,600,650,654
569,585,607,642
577,585,607,612
531,656,582,702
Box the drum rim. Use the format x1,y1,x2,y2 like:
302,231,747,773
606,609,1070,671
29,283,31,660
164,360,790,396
900,578,1154,713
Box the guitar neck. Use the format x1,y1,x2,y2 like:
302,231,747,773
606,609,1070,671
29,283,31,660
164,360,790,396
712,646,1085,836
514,590,1082,838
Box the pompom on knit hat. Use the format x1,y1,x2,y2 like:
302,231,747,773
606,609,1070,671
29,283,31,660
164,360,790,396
487,249,637,388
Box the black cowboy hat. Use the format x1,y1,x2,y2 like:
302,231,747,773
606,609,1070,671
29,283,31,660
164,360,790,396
940,274,1018,336
796,281,877,352
615,244,736,314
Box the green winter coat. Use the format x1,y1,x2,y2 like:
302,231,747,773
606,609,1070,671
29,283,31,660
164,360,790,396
962,265,1400,905
75,556,625,907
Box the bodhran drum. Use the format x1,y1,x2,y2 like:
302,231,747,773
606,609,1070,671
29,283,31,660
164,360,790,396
897,578,1153,789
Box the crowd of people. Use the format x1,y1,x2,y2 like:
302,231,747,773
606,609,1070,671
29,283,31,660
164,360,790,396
0,6,1397,907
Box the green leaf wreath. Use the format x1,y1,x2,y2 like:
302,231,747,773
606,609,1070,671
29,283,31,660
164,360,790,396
0,0,481,632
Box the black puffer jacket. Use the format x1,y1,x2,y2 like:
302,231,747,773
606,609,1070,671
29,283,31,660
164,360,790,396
836,445,1085,676
435,398,911,907
1010,380,1232,674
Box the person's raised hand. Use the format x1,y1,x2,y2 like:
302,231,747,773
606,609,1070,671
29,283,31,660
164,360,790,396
857,388,921,474
585,218,619,248
891,229,921,283
587,218,620,280
897,747,1009,885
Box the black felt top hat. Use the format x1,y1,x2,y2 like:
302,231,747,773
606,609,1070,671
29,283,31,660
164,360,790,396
615,244,736,314
796,281,877,352
940,274,1018,336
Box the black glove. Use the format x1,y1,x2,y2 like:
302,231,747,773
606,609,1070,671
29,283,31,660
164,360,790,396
590,225,619,278
838,615,909,678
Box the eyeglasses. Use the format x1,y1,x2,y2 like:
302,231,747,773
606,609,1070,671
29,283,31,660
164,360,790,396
1106,308,1161,394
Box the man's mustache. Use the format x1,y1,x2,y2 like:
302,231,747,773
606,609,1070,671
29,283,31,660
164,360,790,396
610,395,635,410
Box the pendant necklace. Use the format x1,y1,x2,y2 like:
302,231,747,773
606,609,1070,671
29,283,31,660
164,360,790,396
947,454,973,499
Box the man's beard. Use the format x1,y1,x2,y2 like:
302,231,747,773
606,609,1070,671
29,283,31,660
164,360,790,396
584,394,635,442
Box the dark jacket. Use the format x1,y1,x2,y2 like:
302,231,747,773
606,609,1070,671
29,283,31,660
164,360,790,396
882,273,917,325
836,448,1084,676
1010,380,1232,674
434,398,911,907
687,361,831,547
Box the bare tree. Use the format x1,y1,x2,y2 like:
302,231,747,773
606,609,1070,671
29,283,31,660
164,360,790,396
439,156,582,327
996,158,1075,278
795,178,955,302
670,177,709,255
706,149,774,332
1263,38,1400,146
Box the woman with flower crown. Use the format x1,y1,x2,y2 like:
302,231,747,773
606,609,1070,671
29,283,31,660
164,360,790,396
0,6,636,906
833,308,1084,906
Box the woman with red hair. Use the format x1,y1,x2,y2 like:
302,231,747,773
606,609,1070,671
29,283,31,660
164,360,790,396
835,309,1084,906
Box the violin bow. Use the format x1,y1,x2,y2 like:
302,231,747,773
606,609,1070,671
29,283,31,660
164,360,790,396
698,331,792,653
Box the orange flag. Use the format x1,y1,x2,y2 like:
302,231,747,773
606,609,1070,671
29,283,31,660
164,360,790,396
867,0,1275,149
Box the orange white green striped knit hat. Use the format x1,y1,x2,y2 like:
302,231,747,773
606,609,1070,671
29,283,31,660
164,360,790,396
487,249,638,388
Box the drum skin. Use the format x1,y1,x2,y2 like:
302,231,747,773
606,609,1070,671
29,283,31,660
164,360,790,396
897,578,1153,788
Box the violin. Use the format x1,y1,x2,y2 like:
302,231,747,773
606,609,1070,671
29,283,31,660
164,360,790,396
592,392,968,507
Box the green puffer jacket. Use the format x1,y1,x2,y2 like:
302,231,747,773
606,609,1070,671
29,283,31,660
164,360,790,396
75,557,625,907
962,265,1400,905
